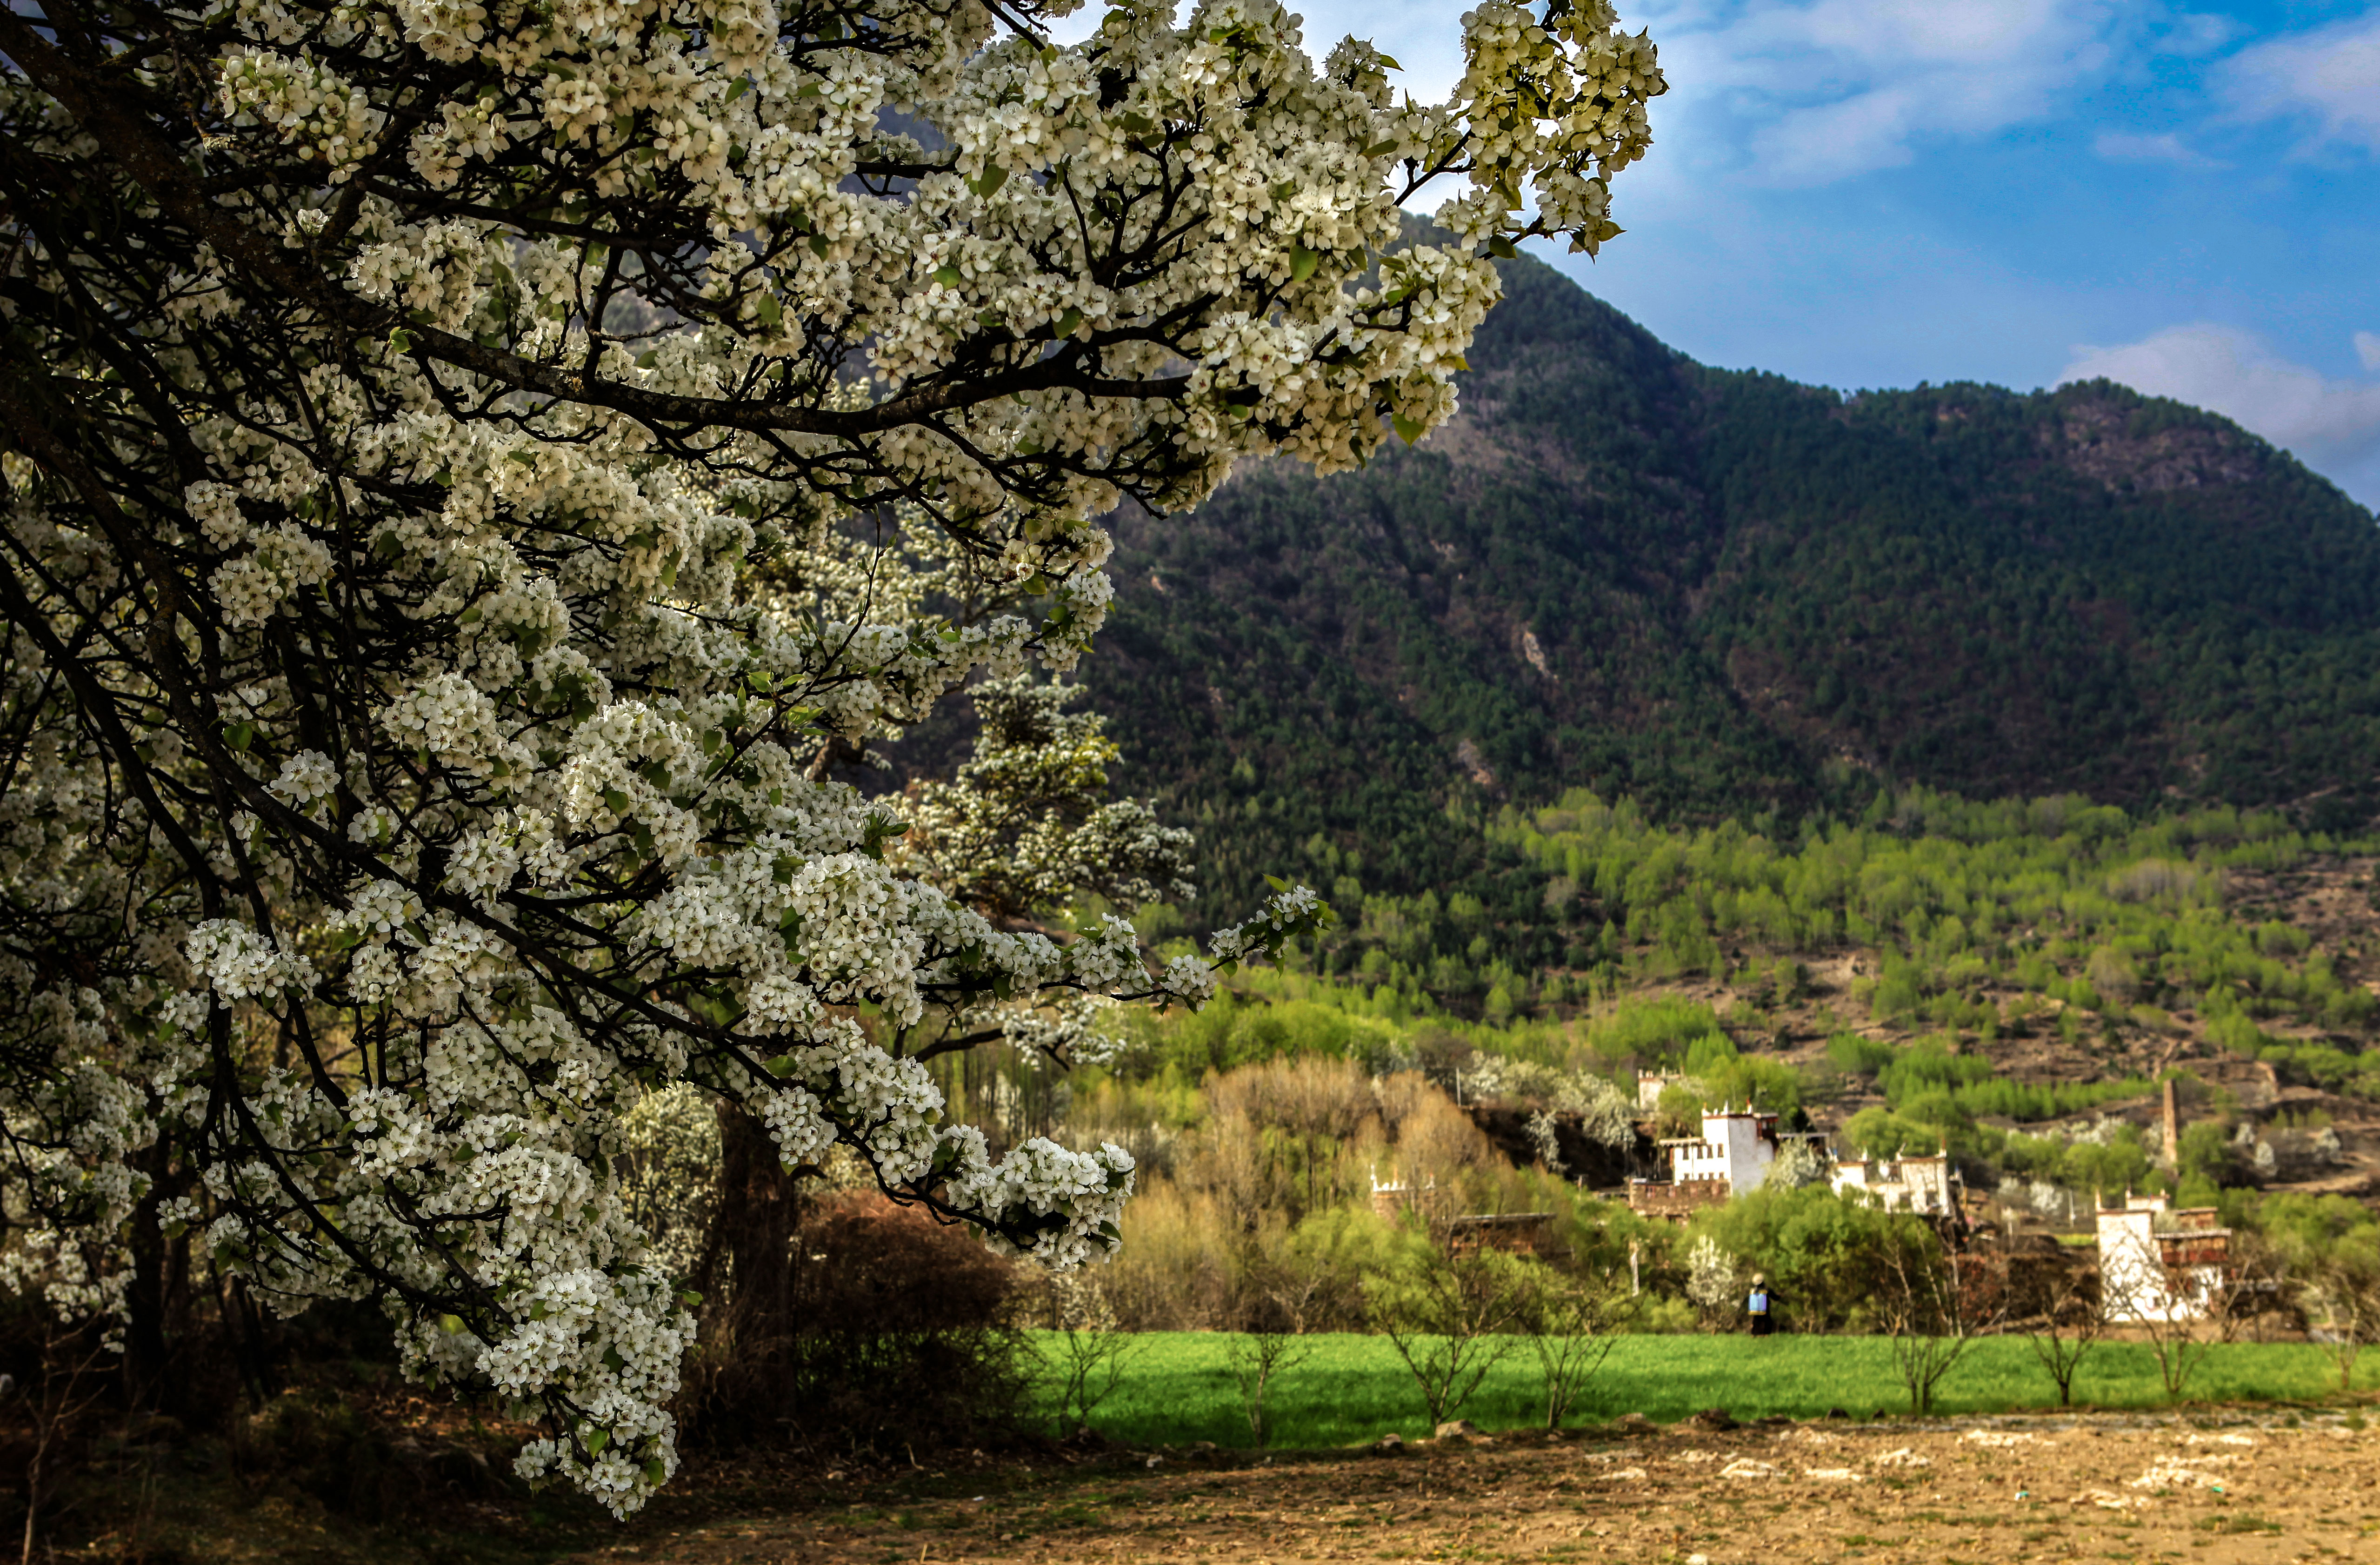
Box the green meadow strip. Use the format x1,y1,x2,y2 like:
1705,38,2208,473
1027,1331,2364,1449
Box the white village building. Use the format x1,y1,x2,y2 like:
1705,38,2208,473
1628,1106,1781,1216
1830,1153,1958,1215
2097,1194,2233,1324
1663,1106,1780,1193
1635,1070,1691,1114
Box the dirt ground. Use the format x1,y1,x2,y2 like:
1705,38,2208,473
559,1415,2380,1565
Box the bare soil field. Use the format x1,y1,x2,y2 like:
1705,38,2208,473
555,1415,2380,1565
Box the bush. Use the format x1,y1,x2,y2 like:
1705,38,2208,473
1842,1107,1943,1160
1688,1185,1938,1335
1827,1033,1896,1076
228,1385,520,1523
681,1120,1028,1456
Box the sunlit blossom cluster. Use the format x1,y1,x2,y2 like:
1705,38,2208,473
0,0,1657,1519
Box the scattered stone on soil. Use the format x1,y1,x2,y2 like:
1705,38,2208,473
541,1415,2380,1565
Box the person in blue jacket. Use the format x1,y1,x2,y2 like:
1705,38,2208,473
1747,1273,1777,1336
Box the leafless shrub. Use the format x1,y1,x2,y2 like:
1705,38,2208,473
2017,1257,2105,1407
1036,1274,1141,1437
1519,1269,1624,1429
2295,1251,2380,1394
2100,1232,2264,1402
1367,1240,1533,1430
1877,1227,2007,1415
1227,1328,1312,1446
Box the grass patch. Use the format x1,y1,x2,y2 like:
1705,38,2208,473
1028,1332,2360,1447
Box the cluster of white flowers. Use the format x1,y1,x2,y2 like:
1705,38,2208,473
187,920,321,1002
1461,1053,1635,1151
0,0,1657,1520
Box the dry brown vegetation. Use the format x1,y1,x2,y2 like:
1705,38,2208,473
1100,1059,1512,1333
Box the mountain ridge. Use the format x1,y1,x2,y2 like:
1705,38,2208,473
1067,253,2380,924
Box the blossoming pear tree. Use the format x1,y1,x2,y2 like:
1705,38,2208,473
0,0,1662,1511
894,675,1194,928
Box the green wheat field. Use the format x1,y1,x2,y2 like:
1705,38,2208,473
1026,1332,2368,1449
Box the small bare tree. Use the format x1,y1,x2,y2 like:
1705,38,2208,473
2020,1258,2106,1408
16,1322,114,1565
1877,1225,2007,1416
1038,1272,1143,1436
1367,1241,1533,1431
1227,1328,1313,1447
1520,1269,1623,1430
2100,1231,2259,1402
2296,1251,2380,1393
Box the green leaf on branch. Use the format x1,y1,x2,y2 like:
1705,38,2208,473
1289,245,1320,283
859,813,910,859
1392,411,1426,445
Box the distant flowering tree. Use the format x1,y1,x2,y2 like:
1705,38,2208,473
0,0,1664,1513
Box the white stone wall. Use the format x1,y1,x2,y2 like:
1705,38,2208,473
1668,1112,1775,1195
2096,1197,2222,1324
1831,1154,1953,1214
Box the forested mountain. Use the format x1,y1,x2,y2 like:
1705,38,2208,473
1072,252,2380,926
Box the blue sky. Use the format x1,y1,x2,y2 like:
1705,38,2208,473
1179,1,2380,506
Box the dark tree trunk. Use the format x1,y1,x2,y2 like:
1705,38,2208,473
120,1145,173,1415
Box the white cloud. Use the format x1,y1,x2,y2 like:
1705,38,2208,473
2058,326,2380,472
1639,0,2133,184
2228,10,2380,152
2093,130,2224,168
2159,11,2240,57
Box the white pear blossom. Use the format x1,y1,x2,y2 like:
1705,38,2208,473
0,0,1659,1518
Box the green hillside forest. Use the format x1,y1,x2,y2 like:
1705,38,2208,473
1067,253,2380,936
